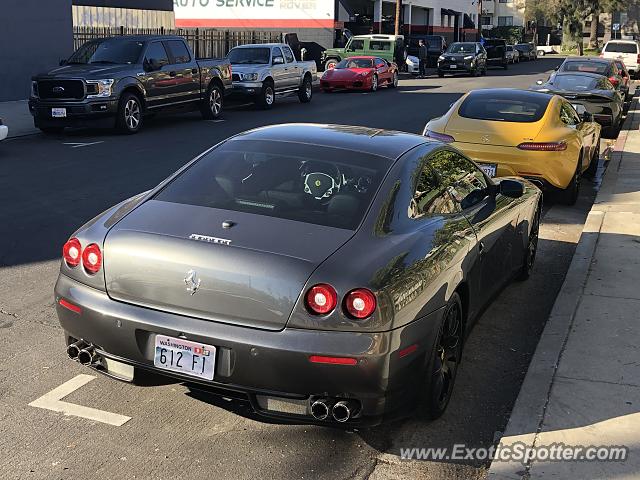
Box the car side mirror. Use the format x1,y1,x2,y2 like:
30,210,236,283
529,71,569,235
59,59,68,66
273,56,284,65
499,179,524,198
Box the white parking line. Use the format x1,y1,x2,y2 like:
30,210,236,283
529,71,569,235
29,374,131,426
63,141,105,148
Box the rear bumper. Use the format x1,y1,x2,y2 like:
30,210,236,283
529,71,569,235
29,97,118,128
54,273,442,426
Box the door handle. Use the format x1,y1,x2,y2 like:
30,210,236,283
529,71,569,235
169,71,177,77
478,241,485,254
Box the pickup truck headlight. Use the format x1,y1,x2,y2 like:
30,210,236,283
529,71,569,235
86,79,115,98
438,55,445,61
464,55,474,61
31,81,39,98
239,72,259,82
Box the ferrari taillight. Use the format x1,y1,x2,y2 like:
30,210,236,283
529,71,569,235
82,243,102,275
62,238,82,268
517,141,567,151
343,288,377,319
305,284,338,315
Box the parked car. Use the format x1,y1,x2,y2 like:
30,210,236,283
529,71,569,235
405,55,420,74
514,43,537,61
320,56,398,92
483,38,508,69
29,35,232,134
227,43,316,109
423,89,601,204
555,57,627,101
532,71,624,138
0,118,7,141
406,35,447,68
321,34,405,71
601,39,640,77
506,45,520,64
55,123,541,427
536,45,558,56
612,59,633,102
437,42,487,77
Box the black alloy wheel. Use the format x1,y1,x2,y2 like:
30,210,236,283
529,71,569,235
517,207,540,280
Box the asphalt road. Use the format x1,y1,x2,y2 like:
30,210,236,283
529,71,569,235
0,57,612,480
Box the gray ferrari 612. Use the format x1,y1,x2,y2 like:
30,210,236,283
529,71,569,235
55,124,542,426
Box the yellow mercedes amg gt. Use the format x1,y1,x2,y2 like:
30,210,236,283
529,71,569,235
423,89,601,204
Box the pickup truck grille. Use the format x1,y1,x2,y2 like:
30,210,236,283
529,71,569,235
232,73,241,82
38,80,85,100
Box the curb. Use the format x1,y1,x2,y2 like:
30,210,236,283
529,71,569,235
486,95,639,479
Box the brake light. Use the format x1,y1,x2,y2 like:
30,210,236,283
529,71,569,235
343,288,377,319
608,76,619,87
62,238,82,267
309,355,358,365
82,243,102,274
424,129,455,143
59,298,81,314
305,283,337,315
517,141,567,151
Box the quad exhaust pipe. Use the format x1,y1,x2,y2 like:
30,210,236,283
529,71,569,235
310,398,359,422
68,340,99,366
67,340,88,360
332,400,357,423
310,398,333,420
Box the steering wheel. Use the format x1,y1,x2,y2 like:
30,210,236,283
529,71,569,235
301,162,342,202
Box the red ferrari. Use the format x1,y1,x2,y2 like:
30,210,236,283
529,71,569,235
320,56,398,92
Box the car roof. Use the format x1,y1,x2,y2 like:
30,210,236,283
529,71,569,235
353,34,403,40
231,43,284,48
605,39,639,44
230,124,430,160
466,88,554,103
91,35,184,42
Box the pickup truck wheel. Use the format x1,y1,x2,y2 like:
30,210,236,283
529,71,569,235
257,81,275,109
298,76,313,103
538,50,546,56
201,83,223,120
116,93,143,134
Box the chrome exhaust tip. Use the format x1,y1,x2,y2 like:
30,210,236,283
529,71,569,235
332,400,355,423
77,345,98,366
310,399,331,420
67,340,87,360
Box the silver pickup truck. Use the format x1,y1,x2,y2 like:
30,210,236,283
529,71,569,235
227,43,317,109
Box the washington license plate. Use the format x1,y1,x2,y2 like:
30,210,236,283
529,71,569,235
479,163,497,177
153,334,216,380
51,107,67,118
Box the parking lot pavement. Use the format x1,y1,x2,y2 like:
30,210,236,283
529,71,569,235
0,57,614,479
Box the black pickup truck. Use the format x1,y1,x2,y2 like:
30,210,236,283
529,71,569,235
29,35,232,134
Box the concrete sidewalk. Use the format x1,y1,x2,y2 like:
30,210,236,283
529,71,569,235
488,99,640,479
0,100,38,138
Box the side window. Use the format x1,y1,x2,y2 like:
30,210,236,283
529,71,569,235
349,39,365,51
272,47,284,63
166,40,191,64
560,103,578,126
370,41,391,51
409,160,458,218
431,150,489,210
282,46,295,63
144,42,169,68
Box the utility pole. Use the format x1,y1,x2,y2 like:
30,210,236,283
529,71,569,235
477,0,483,40
395,0,401,35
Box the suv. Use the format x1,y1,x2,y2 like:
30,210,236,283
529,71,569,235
483,38,508,69
601,40,640,77
321,35,405,71
406,35,447,67
515,43,537,61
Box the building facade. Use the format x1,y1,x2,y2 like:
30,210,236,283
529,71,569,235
480,0,525,30
72,0,175,28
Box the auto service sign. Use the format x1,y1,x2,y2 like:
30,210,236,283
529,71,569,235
174,0,334,28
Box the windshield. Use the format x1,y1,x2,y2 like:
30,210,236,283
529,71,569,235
605,42,638,54
515,44,531,51
67,39,144,65
459,93,550,123
336,58,373,69
551,75,599,91
227,47,270,64
154,139,391,230
447,43,475,54
560,61,609,74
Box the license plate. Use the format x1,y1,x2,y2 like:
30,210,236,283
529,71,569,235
450,65,457,69
479,163,497,177
51,107,67,118
154,334,216,380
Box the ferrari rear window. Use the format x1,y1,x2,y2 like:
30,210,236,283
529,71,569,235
459,92,549,123
154,139,391,230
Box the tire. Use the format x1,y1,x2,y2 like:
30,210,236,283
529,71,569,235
370,74,378,92
516,206,540,281
39,126,64,134
417,292,464,420
322,88,332,94
200,82,224,120
324,59,338,71
116,92,143,134
585,138,600,178
298,75,313,103
437,70,444,78
481,66,487,76
562,158,582,206
389,71,398,88
256,81,275,109
538,50,546,57
503,61,508,70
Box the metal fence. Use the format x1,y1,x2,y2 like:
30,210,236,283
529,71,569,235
73,26,283,58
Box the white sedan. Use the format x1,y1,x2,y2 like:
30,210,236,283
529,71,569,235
0,118,8,141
